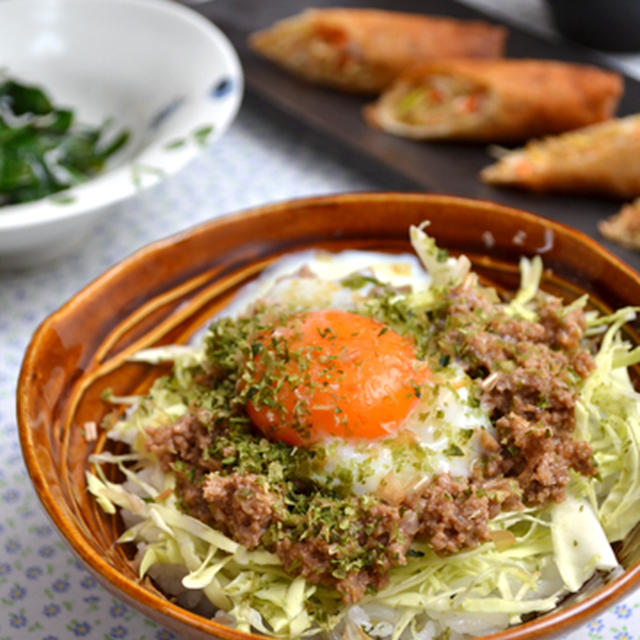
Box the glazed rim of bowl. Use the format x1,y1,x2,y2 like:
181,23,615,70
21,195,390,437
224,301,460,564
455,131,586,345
0,0,243,232
17,193,640,640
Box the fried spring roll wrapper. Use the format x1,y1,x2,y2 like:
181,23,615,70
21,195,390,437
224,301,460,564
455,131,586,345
249,9,507,94
481,115,640,199
599,198,640,249
364,59,622,142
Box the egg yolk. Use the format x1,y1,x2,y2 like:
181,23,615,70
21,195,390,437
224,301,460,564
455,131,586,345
246,309,430,446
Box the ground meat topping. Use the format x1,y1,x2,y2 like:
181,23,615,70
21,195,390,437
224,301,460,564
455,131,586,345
491,413,578,504
146,414,221,472
201,472,281,549
404,474,522,553
538,295,587,351
434,281,596,505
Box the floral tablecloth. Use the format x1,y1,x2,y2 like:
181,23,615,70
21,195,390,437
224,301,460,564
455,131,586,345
2,1,640,639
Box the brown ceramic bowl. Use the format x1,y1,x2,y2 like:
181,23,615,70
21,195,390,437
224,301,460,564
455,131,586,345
17,193,640,640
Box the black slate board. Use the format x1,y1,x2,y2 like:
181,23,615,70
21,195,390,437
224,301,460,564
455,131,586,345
192,0,640,272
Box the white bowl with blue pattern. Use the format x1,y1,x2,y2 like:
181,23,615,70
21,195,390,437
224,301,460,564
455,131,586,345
0,0,243,268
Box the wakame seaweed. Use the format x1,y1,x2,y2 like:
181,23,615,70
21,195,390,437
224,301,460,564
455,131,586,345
0,78,129,206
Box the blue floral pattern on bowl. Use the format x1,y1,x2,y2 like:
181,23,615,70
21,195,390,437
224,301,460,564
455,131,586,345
149,96,186,131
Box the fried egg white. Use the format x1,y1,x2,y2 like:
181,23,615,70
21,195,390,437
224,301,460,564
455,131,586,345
222,249,431,318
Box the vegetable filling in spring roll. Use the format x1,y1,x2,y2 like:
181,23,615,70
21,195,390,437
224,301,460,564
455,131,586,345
365,59,622,141
249,9,507,94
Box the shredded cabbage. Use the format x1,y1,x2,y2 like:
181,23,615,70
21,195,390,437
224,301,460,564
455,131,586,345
505,255,543,321
88,238,640,640
410,223,470,288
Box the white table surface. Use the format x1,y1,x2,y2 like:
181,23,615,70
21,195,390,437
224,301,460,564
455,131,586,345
1,1,640,639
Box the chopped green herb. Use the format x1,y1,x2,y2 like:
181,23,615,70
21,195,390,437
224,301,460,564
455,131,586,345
164,138,186,150
340,273,383,290
193,124,214,147
0,78,129,206
100,388,113,401
444,444,464,457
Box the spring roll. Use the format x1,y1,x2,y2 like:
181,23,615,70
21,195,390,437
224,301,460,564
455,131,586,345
480,114,640,198
249,9,507,94
599,198,640,249
364,59,622,142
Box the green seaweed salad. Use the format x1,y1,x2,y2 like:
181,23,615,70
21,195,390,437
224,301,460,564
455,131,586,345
0,76,129,206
